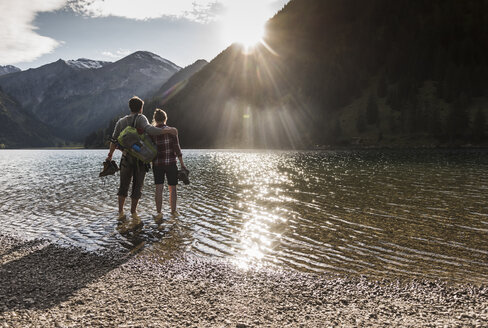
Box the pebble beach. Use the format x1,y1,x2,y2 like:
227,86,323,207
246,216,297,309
1,234,487,327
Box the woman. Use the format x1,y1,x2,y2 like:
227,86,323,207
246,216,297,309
151,108,186,223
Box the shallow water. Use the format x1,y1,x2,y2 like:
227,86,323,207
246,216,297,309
1,149,487,283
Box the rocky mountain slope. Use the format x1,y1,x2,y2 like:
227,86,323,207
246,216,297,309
0,51,180,141
0,90,60,148
0,65,21,76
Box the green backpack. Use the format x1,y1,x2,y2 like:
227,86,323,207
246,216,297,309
117,114,157,163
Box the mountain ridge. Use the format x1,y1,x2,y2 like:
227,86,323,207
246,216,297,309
65,58,112,70
0,51,181,142
0,65,21,76
149,59,208,107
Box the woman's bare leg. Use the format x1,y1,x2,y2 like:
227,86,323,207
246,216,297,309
155,184,164,214
169,185,177,213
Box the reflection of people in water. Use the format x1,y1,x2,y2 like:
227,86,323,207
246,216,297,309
106,96,177,228
151,108,186,223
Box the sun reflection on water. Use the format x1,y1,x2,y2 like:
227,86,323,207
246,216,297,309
215,152,294,269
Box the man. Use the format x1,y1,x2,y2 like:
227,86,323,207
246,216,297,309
106,96,177,228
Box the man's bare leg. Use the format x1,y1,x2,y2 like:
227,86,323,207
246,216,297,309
130,197,139,214
129,197,142,228
118,195,126,219
169,185,177,214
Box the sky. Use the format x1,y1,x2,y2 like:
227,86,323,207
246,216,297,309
0,0,290,70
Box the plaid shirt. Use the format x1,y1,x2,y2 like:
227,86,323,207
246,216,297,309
151,124,182,166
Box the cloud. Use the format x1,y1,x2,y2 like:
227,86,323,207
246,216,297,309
68,0,281,23
0,0,67,65
68,0,220,22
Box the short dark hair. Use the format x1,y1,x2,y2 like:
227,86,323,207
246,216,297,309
129,96,144,113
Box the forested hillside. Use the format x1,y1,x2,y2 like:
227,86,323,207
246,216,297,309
88,0,488,149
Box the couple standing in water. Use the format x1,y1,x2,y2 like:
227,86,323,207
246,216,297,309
106,96,186,229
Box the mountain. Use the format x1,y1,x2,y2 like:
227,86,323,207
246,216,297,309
142,0,488,148
0,65,21,76
65,58,111,70
0,51,180,141
84,59,208,148
0,89,60,148
150,59,208,105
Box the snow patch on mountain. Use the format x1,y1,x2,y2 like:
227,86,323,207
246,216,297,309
66,59,112,70
0,65,21,76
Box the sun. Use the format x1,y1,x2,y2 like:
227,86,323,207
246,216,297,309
224,21,265,49
220,3,269,49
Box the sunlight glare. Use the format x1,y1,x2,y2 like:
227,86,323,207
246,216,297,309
220,2,270,49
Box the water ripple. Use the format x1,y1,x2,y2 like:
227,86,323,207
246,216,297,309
1,149,488,283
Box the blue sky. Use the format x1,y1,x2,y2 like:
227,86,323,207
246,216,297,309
1,0,289,70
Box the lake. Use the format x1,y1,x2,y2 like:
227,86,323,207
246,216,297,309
0,149,487,283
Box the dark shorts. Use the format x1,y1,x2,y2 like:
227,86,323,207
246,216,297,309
153,164,178,186
118,155,146,200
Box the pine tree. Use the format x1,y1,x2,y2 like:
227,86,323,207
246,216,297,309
356,110,366,133
428,107,443,137
446,96,470,140
473,108,486,141
331,119,342,143
386,85,402,112
377,74,387,98
366,94,379,125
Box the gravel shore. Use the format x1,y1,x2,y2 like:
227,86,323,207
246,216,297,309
1,234,487,327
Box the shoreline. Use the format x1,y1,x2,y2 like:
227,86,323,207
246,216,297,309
1,145,488,151
1,234,487,327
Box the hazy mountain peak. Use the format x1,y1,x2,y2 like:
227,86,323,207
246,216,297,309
65,58,112,70
125,51,181,71
193,59,209,65
0,65,21,76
